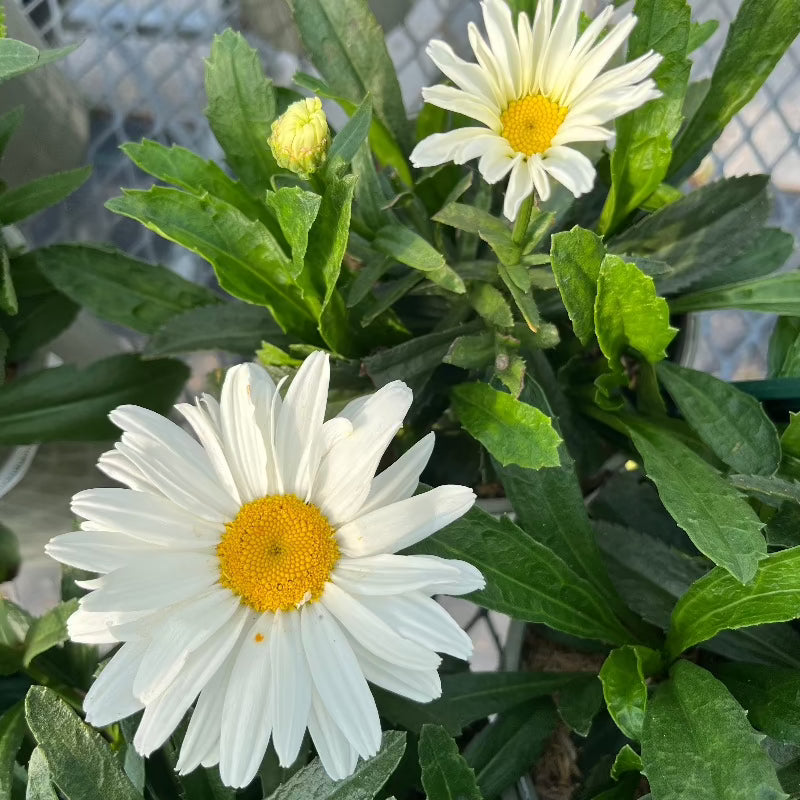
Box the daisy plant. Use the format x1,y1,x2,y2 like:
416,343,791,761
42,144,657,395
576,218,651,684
2,0,800,799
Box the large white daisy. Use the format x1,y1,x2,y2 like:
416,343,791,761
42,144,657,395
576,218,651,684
46,352,481,787
410,0,663,219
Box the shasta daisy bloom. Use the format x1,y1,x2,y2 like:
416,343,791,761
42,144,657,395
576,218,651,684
410,0,663,220
46,352,481,787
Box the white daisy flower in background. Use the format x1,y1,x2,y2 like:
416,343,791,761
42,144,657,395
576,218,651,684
410,0,663,220
46,352,481,787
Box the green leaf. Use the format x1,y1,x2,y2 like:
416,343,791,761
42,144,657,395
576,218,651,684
0,166,90,225
716,663,800,744
599,0,691,235
408,504,635,645
769,318,800,378
25,686,143,800
204,29,279,194
557,675,604,736
464,701,556,799
26,748,58,800
728,474,800,507
595,256,676,384
611,745,644,780
671,273,800,317
611,176,771,296
106,187,320,342
670,0,800,176
265,188,322,279
328,94,372,167
376,671,586,737
266,730,405,800
22,599,78,667
550,226,606,345
687,19,719,51
145,302,285,357
783,413,800,458
451,382,561,469
373,224,465,295
657,361,781,476
121,140,269,224
0,108,24,162
469,283,513,328
667,546,800,658
443,332,494,370
626,420,766,583
0,354,189,444
599,646,661,741
0,703,24,800
640,661,787,800
418,725,482,800
0,330,6,389
0,522,19,583
432,203,517,265
285,0,411,153
35,244,219,334
0,40,75,83
0,244,14,316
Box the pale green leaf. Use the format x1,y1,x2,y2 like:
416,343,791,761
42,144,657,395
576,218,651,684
22,599,78,667
265,187,322,278
418,725,482,800
469,283,513,328
26,747,58,800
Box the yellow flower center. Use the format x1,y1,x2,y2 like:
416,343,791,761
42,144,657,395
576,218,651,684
500,94,568,157
217,494,339,613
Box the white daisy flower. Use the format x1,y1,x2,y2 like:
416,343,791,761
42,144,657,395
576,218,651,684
410,0,663,220
46,352,481,787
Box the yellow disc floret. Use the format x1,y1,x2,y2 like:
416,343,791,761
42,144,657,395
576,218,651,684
217,494,339,613
500,94,568,157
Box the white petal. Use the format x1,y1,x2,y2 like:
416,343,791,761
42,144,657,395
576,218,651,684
517,11,535,95
313,381,412,526
416,556,486,595
358,433,434,517
482,0,522,98
366,593,474,660
252,372,284,495
134,609,248,757
422,84,502,131
321,582,440,670
332,554,468,596
426,39,502,112
46,530,159,573
478,141,518,183
71,488,222,546
97,449,157,493
468,21,511,108
84,640,148,726
532,0,554,91
68,608,150,644
133,590,240,704
552,122,613,146
79,553,218,613
219,613,274,788
276,351,329,499
220,364,269,503
542,146,596,197
307,690,358,781
338,485,475,557
300,602,381,759
270,611,312,767
528,155,552,202
503,154,533,220
539,0,582,97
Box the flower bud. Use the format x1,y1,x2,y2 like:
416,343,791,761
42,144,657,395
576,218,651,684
268,96,330,178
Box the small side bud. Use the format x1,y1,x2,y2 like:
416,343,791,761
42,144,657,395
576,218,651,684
268,97,330,178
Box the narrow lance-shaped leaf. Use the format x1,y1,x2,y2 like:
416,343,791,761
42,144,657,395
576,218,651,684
657,361,781,476
667,546,800,658
0,702,24,800
626,420,766,584
418,725,483,800
599,0,691,235
671,273,800,317
0,166,90,225
640,661,787,800
327,94,372,167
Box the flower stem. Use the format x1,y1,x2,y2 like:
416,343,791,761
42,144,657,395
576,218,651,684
511,192,535,247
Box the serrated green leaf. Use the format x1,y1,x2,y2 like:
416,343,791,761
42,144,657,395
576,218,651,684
0,354,189,444
418,725,482,800
550,226,606,345
657,361,781,476
0,702,24,800
595,256,676,384
0,166,90,225
626,420,766,583
26,747,58,800
671,0,800,176
671,273,800,317
687,19,719,51
469,283,513,328
266,730,405,800
599,0,691,235
25,686,143,800
22,599,78,667
204,29,278,194
432,203,517,264
265,187,322,279
328,94,372,167
35,244,219,334
667,546,800,658
452,382,561,469
408,504,635,645
285,0,411,153
106,187,320,342
600,646,661,741
641,661,787,800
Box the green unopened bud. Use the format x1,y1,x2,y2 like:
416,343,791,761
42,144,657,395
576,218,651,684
268,96,330,178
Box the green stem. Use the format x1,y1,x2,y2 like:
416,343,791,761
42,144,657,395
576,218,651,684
511,192,535,247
